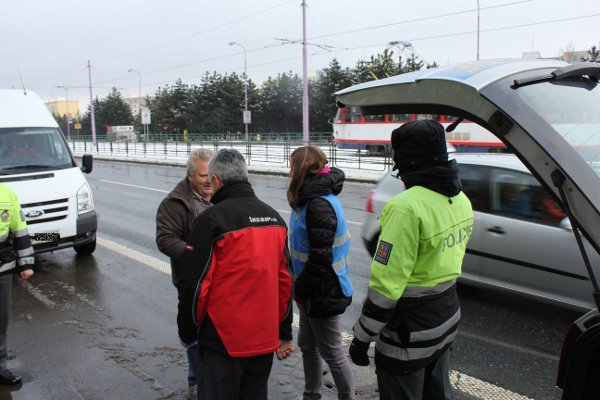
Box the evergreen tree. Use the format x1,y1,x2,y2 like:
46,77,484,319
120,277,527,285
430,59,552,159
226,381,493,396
583,45,600,62
79,88,133,136
310,59,353,132
255,72,302,133
148,80,190,138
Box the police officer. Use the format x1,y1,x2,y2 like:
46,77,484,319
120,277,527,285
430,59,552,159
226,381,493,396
0,183,34,385
349,120,474,400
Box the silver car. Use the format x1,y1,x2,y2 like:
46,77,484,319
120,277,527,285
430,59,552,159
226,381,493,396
361,153,599,310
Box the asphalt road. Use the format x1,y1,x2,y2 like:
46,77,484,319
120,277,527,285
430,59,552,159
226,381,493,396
1,160,585,400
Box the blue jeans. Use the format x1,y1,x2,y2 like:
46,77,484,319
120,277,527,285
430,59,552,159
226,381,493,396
186,342,198,386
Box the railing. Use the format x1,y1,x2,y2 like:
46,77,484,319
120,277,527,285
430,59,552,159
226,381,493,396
69,133,394,173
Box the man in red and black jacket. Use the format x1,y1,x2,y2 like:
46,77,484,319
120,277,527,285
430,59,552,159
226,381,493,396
178,149,294,400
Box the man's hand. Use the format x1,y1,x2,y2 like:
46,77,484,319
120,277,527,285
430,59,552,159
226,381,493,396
349,337,370,366
276,340,294,360
180,339,195,349
20,269,33,280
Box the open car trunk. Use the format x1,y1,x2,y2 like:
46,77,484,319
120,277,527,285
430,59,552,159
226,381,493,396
335,59,600,399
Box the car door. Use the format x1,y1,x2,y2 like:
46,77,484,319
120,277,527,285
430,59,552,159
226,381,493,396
476,167,597,309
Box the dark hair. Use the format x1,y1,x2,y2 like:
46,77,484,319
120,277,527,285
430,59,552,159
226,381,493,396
287,145,328,209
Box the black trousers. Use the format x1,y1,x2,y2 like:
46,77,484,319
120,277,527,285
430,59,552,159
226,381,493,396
196,346,273,400
376,348,453,400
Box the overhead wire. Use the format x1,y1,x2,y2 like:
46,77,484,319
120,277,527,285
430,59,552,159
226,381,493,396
307,0,534,41
40,3,600,101
88,11,600,93
92,0,296,63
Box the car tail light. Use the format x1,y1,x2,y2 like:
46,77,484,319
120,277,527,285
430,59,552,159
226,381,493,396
366,191,374,213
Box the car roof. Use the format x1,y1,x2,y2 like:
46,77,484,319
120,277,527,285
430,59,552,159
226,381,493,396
0,89,58,128
452,153,528,172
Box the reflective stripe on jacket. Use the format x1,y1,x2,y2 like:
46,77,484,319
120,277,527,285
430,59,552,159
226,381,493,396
0,183,34,273
354,186,473,372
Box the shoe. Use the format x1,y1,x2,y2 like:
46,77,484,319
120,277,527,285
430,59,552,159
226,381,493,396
187,384,197,400
0,369,22,385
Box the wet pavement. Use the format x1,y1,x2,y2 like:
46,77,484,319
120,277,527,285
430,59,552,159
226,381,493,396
267,329,379,400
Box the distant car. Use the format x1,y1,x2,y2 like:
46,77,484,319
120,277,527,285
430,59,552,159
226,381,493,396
335,59,600,398
362,153,598,310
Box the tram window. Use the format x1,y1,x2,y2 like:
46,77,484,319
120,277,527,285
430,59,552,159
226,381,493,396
416,114,441,121
389,114,411,122
364,114,385,122
344,106,362,123
443,115,458,123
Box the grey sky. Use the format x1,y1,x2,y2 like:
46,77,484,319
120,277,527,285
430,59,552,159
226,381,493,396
2,0,598,109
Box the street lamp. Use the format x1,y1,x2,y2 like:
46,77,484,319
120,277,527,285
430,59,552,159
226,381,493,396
476,0,480,60
127,69,142,119
56,85,71,140
229,41,249,142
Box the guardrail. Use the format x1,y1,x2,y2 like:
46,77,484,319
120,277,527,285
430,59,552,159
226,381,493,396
69,134,394,173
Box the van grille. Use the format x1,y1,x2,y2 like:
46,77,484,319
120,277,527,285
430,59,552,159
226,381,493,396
21,198,69,225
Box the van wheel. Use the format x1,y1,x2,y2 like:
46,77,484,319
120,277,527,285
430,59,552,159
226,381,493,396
74,238,96,256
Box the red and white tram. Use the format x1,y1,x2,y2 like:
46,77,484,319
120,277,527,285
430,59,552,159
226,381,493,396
332,106,505,153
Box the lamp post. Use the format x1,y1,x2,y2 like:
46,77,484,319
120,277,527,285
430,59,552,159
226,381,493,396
229,41,249,142
476,0,480,60
127,69,142,119
56,85,71,140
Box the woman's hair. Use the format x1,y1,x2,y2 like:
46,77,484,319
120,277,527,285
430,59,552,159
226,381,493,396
287,145,328,209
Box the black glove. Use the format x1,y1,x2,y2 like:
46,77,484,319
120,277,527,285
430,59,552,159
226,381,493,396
349,337,370,366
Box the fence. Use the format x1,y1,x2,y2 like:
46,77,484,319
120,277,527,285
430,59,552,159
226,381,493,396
69,133,394,173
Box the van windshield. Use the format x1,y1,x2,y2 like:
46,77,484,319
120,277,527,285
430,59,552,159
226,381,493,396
516,76,600,178
0,127,74,174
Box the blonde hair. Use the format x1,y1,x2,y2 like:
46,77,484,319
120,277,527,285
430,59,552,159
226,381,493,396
186,148,214,175
287,145,328,209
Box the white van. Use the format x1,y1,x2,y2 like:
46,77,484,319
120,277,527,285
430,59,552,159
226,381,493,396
0,89,97,255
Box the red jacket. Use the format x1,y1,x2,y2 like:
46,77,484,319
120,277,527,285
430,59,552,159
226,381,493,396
180,181,293,357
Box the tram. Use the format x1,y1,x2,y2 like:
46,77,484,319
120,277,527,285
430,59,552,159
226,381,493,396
332,106,505,153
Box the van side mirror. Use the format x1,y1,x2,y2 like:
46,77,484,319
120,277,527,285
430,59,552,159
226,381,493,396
81,154,93,174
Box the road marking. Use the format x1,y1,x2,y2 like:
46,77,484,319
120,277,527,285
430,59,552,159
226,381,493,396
98,235,536,400
449,370,534,400
100,179,169,194
97,236,171,275
99,179,364,225
18,280,57,309
461,330,559,362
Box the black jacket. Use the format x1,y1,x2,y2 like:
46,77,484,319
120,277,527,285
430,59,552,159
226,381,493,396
294,167,352,317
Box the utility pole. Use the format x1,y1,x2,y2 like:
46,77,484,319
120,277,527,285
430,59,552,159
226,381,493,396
302,0,309,146
87,60,97,147
476,0,480,60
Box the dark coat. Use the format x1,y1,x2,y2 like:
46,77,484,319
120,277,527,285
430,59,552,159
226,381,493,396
294,167,352,317
155,177,210,341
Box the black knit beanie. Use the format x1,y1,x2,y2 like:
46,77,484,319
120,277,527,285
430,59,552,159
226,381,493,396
391,120,449,174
